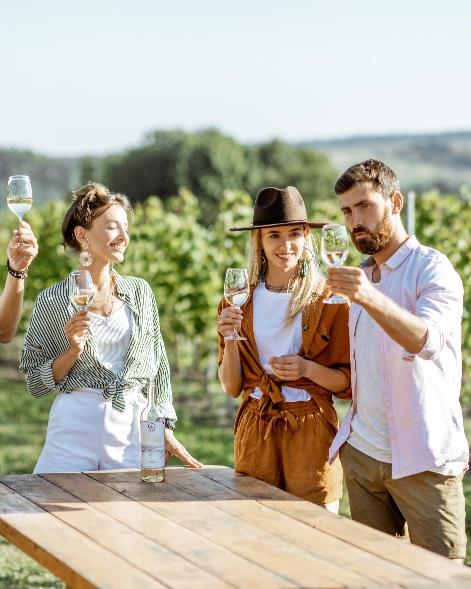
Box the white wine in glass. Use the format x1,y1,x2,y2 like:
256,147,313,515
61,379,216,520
321,223,349,304
70,270,94,342
7,175,33,220
7,175,33,248
224,268,249,341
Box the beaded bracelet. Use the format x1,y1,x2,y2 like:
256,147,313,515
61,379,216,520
165,418,176,431
6,260,28,279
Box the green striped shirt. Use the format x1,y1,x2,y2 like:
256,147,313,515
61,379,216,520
19,271,177,424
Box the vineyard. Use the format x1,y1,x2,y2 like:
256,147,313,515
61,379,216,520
0,186,470,413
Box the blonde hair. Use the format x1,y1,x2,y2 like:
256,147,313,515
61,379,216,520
248,226,324,322
62,182,132,251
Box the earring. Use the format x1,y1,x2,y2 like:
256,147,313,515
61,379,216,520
79,242,93,267
299,246,313,279
299,258,308,278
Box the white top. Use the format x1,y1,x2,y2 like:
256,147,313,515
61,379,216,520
89,303,132,374
251,283,310,402
348,294,391,461
330,237,468,477
71,303,134,398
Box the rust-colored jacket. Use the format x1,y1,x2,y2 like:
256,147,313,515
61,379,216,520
218,282,351,435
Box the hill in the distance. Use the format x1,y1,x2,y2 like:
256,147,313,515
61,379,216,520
301,131,471,193
0,149,80,206
2,131,471,206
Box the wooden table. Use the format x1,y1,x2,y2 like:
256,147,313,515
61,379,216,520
0,467,470,589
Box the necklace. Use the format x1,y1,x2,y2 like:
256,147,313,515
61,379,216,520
93,287,113,304
264,281,293,293
91,275,117,319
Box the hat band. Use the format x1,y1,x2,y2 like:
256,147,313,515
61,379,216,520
252,218,308,226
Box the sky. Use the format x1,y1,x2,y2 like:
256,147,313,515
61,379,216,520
1,0,470,156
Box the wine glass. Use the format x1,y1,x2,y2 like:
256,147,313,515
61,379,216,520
224,268,249,341
320,223,349,304
7,175,33,247
70,270,94,342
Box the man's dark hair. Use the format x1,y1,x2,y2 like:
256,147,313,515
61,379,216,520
334,159,400,199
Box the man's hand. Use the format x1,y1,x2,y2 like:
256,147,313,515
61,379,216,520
8,221,38,272
326,266,376,306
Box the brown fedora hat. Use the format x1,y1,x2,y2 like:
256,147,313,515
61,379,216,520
230,186,329,231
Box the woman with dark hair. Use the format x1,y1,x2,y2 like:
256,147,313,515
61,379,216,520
20,182,201,472
217,186,350,512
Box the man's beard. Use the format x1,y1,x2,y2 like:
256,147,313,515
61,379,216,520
350,211,394,255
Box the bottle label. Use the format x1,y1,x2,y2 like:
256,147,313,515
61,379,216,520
140,420,165,468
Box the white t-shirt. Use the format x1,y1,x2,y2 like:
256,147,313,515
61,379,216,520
251,283,310,402
348,303,391,461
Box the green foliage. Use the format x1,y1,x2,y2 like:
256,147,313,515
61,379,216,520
0,537,64,589
99,129,337,224
1,186,470,407
257,140,337,211
78,156,97,186
414,191,471,405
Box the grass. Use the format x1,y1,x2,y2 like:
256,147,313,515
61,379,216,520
0,372,469,587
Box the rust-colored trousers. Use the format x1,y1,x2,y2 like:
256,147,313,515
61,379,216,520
234,397,343,505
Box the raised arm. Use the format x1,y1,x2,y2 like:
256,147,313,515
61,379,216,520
0,222,38,343
327,257,463,357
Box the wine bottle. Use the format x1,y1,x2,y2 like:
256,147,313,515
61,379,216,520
140,380,165,482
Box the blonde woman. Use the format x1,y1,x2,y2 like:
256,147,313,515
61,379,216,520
217,186,350,512
20,183,201,472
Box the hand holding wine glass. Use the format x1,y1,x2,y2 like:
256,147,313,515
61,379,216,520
7,176,33,248
320,223,349,304
223,268,249,341
7,221,38,275
69,270,94,344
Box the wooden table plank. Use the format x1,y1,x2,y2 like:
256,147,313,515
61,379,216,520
165,468,437,587
91,469,385,588
43,471,293,589
0,482,165,589
200,467,471,586
2,467,469,589
0,474,231,589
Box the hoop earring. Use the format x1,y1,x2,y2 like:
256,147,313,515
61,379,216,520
79,242,93,267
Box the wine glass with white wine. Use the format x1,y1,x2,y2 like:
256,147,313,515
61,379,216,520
320,223,349,304
224,268,249,341
7,175,33,247
70,270,94,342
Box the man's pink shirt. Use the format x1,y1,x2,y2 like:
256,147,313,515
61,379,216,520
329,236,469,478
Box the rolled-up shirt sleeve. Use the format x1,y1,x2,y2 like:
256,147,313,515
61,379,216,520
402,256,463,361
19,297,70,397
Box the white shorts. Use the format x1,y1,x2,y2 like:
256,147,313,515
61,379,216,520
34,387,147,473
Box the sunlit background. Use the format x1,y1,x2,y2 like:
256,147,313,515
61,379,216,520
1,1,471,584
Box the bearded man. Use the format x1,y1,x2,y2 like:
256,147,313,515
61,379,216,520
327,159,468,560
